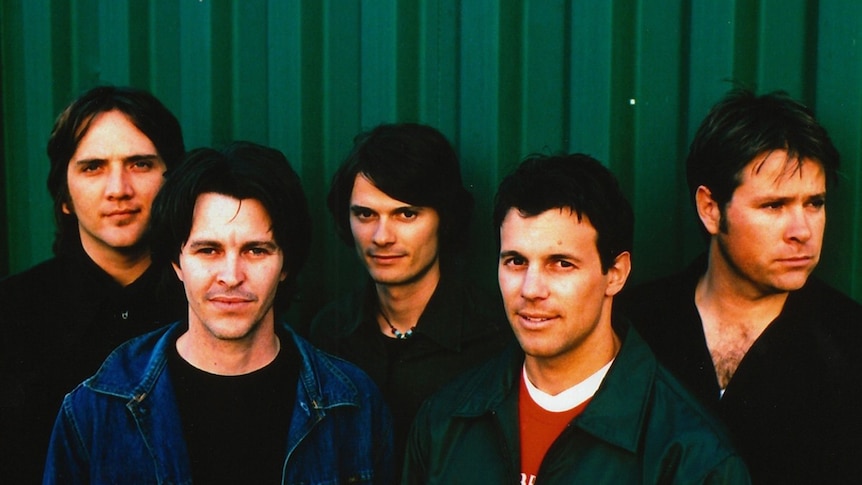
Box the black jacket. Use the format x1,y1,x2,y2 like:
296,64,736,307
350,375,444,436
617,255,862,484
309,269,514,467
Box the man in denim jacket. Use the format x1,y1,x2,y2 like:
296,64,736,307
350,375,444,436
43,142,394,484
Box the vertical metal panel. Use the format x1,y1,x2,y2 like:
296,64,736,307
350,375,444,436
632,0,689,280
3,0,860,320
813,0,862,295
3,0,56,269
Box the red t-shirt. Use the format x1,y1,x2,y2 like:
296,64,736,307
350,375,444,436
518,374,591,484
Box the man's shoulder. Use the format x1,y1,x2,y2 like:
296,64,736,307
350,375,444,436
623,352,744,475
290,327,381,393
648,363,731,435
788,278,862,360
308,286,367,338
416,347,516,418
83,324,179,395
615,266,699,344
617,267,695,310
797,277,862,316
0,257,65,299
595,326,734,450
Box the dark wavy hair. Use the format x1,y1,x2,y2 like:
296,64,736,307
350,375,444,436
150,141,311,312
686,89,839,235
46,85,185,254
326,123,474,258
493,154,633,273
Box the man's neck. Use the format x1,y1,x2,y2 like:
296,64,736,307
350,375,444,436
81,239,153,287
696,246,790,388
375,263,441,334
524,316,620,396
176,321,281,376
698,244,790,330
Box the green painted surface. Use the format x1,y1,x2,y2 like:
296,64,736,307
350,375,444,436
2,1,860,325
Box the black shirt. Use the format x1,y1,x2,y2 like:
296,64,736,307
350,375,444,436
309,268,514,466
616,254,862,484
0,244,186,484
169,330,300,484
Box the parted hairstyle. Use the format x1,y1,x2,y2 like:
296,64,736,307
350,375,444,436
686,89,840,216
46,85,185,254
150,141,311,312
493,154,633,273
327,123,474,256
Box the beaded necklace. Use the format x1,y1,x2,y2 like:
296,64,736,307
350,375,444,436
379,309,415,340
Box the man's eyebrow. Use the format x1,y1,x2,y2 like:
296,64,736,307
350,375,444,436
751,191,827,203
73,157,105,166
243,240,280,250
499,250,523,259
186,240,222,249
350,204,376,213
124,154,161,163
394,205,424,213
73,153,160,165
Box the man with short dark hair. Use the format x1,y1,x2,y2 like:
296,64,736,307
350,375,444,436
618,89,862,483
43,142,394,484
403,154,749,484
0,86,186,483
310,123,513,462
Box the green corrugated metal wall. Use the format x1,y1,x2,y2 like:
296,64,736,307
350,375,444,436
2,0,860,325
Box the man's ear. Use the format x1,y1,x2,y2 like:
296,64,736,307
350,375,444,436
61,201,73,215
695,185,721,235
605,251,632,297
172,261,183,282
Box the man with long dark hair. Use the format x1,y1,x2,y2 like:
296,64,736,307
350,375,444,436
310,123,513,464
0,86,186,483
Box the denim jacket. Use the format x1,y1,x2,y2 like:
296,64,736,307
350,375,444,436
43,322,394,484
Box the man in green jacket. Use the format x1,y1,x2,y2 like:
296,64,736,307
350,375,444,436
403,154,750,484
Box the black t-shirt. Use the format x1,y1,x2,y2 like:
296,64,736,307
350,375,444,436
169,335,300,484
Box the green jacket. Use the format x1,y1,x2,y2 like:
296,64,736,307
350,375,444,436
403,320,750,484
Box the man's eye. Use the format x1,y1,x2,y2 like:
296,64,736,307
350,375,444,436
401,210,418,219
762,201,783,210
352,209,374,219
503,257,526,267
809,197,826,209
81,162,102,172
131,160,155,170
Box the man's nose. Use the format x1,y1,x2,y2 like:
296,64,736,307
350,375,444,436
785,206,813,243
520,267,549,300
372,219,395,246
217,253,244,287
105,165,133,199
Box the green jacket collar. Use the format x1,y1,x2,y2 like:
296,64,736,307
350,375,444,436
450,318,654,454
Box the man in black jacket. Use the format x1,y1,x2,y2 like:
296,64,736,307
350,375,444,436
0,86,186,483
310,123,513,465
617,89,862,483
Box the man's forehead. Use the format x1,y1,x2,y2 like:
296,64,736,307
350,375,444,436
351,174,422,208
738,152,826,190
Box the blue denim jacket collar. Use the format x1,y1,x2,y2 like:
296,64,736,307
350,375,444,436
82,321,368,481
87,321,362,403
